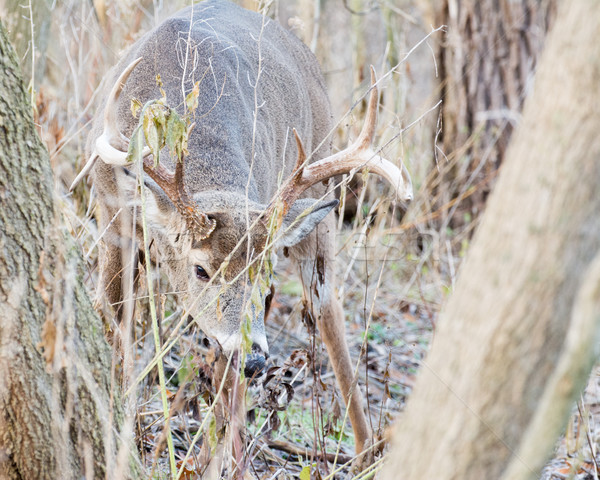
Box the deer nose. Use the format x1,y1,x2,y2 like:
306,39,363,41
244,343,268,379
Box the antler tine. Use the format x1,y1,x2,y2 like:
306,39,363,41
356,66,378,151
292,128,307,172
70,59,145,191
94,57,216,239
264,66,413,228
95,57,147,164
263,130,307,226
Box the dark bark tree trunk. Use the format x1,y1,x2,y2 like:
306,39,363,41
382,1,600,479
0,21,138,480
434,0,556,225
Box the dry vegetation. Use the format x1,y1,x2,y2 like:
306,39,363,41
3,0,598,478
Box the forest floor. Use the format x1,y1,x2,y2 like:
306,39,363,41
136,252,600,479
540,368,600,480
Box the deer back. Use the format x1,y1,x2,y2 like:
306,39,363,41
88,0,333,205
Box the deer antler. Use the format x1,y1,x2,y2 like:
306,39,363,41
264,67,413,226
94,57,216,240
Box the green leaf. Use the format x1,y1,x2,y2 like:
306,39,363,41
152,107,166,157
165,110,187,162
126,125,144,164
251,282,264,311
208,415,218,453
241,314,252,359
155,73,166,99
280,279,303,296
185,81,200,113
177,354,196,385
142,104,169,166
299,465,311,480
143,112,160,165
151,103,167,130
130,98,142,118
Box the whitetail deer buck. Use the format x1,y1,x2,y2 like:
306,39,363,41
77,0,412,462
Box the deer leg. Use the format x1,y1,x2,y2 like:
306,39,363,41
316,291,372,455
96,203,139,324
97,244,122,311
211,352,247,477
291,218,372,456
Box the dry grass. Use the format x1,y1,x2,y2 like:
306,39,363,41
11,0,598,478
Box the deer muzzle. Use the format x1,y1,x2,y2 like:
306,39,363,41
244,343,269,379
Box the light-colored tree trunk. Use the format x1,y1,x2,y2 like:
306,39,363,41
0,21,138,480
382,1,600,479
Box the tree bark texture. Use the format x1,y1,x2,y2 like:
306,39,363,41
434,0,556,223
0,22,136,480
382,1,600,479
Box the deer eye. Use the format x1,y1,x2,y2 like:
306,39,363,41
195,265,210,281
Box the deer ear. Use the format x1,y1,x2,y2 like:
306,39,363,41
276,198,338,248
143,176,176,218
135,174,190,244
120,167,176,221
